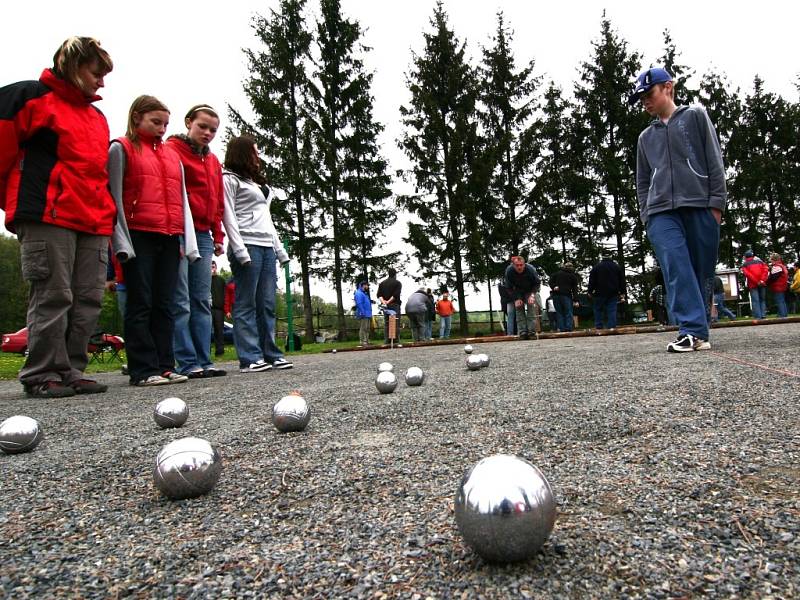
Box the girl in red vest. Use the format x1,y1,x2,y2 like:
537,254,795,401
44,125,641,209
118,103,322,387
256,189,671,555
166,105,227,378
0,37,114,398
109,95,196,387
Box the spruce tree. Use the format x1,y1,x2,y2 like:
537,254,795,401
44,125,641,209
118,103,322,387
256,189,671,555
398,2,479,335
229,0,319,341
658,30,698,105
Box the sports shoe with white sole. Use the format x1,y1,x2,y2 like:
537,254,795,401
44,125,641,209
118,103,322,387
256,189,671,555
241,360,272,373
272,358,293,370
667,334,710,353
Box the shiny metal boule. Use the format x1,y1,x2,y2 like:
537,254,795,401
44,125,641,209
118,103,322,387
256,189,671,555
153,437,222,500
272,393,311,432
153,397,189,429
404,366,425,386
455,454,556,563
465,355,483,371
375,371,398,393
476,353,490,368
464,344,474,354
377,362,394,373
0,415,43,455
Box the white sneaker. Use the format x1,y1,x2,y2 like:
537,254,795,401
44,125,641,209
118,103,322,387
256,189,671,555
135,375,170,387
667,334,711,353
241,360,272,373
272,358,293,370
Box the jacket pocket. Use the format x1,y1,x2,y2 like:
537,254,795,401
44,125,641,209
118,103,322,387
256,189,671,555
21,240,50,281
686,159,708,179
649,168,658,190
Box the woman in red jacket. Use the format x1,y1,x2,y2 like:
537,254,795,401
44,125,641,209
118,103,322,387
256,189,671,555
109,95,192,387
0,37,114,398
166,105,226,378
767,252,789,318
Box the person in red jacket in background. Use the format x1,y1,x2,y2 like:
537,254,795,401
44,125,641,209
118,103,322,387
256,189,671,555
166,105,226,378
740,250,769,319
0,37,114,398
224,280,236,320
767,252,789,318
109,95,194,387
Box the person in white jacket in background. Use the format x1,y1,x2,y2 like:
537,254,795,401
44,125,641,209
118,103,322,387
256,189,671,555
222,135,293,372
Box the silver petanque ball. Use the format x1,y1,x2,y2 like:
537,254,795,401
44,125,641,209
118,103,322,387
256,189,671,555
377,362,394,373
404,366,425,386
464,344,474,354
153,437,222,500
332,349,337,354
375,371,398,394
476,353,490,368
466,355,483,371
455,454,556,563
153,397,189,429
0,415,43,455
272,393,311,433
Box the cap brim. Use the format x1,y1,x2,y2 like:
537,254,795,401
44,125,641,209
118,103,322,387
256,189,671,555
628,89,645,106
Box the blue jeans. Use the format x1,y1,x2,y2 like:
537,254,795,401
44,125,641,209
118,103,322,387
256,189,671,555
506,303,516,334
647,208,719,340
439,315,452,338
554,295,574,332
172,231,214,373
749,287,766,319
773,291,787,318
713,292,735,320
424,319,432,340
593,296,618,329
230,245,284,367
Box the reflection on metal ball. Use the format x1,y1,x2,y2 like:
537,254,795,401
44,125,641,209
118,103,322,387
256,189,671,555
375,371,398,393
0,415,43,455
464,344,474,354
405,366,425,386
377,362,394,373
153,437,222,500
332,349,337,354
455,454,556,563
153,397,189,429
272,393,311,433
466,355,483,371
476,353,490,368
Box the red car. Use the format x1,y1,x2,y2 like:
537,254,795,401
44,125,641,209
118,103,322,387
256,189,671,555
1,328,125,355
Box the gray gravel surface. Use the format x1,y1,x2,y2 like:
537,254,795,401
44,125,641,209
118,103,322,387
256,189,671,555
1,324,798,598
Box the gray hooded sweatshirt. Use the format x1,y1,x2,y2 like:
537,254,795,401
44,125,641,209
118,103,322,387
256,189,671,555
635,104,726,225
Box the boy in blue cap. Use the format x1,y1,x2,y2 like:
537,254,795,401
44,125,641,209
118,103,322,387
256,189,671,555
632,67,727,352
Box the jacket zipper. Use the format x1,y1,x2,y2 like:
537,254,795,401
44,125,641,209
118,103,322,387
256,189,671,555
665,121,674,210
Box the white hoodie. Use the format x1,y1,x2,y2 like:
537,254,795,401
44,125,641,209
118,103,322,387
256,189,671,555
222,170,289,265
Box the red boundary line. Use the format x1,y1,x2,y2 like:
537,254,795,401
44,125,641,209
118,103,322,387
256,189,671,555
708,351,800,379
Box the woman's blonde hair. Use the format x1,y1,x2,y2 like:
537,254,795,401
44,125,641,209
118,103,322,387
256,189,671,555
125,95,170,148
52,37,113,91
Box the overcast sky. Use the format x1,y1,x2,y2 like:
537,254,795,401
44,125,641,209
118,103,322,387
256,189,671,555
2,0,798,311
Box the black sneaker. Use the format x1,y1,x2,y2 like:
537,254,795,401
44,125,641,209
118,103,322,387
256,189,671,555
272,358,293,370
204,367,227,377
667,334,710,353
24,381,77,398
70,379,108,394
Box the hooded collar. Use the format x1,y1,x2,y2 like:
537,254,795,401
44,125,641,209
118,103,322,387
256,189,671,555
39,68,101,104
169,133,210,157
650,104,688,127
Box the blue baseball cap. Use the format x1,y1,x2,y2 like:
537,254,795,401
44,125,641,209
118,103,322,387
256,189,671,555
628,67,673,105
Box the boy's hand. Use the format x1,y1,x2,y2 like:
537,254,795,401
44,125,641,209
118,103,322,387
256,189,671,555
710,208,721,224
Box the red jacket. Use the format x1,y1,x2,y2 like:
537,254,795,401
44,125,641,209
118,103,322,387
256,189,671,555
0,69,115,235
116,135,183,235
767,261,788,293
741,257,769,290
435,298,455,316
224,281,235,315
166,135,224,244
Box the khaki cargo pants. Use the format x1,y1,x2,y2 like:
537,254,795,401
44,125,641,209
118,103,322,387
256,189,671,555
16,222,108,387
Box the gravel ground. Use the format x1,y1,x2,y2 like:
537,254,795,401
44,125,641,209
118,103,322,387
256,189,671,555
1,324,798,599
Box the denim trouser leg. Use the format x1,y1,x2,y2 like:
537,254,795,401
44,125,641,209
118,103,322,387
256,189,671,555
506,303,516,334
714,293,736,319
440,315,451,338
774,292,787,318
605,297,618,328
255,246,284,363
172,231,214,373
231,246,265,368
647,208,719,340
554,295,573,332
593,298,604,329
749,288,765,319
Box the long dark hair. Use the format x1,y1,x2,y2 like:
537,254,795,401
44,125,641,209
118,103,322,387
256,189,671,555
224,135,264,184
